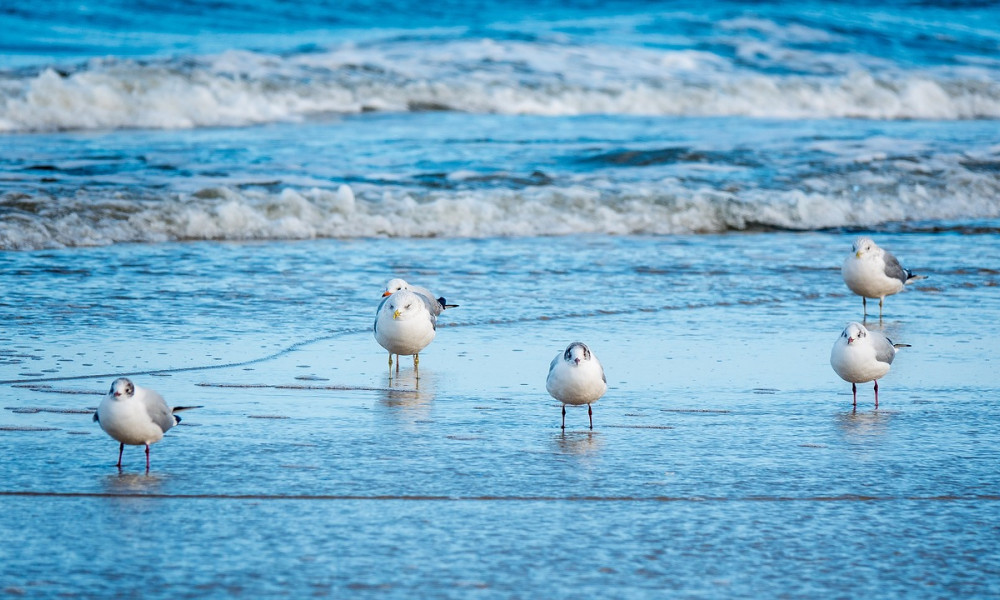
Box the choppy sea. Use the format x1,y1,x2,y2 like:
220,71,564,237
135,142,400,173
1,1,999,598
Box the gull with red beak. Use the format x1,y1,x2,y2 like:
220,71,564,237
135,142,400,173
93,378,199,470
841,236,925,318
382,278,458,318
374,289,437,373
830,322,909,408
546,342,607,429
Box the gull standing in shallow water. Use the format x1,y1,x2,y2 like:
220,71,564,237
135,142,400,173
94,378,199,470
842,236,926,318
830,322,910,409
546,342,607,429
382,278,458,318
374,289,437,374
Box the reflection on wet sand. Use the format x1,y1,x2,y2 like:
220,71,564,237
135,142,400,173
555,430,602,456
378,370,436,425
836,408,896,442
103,471,165,494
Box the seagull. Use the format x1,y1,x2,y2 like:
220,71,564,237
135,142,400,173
382,278,458,318
546,342,607,429
830,322,910,408
93,378,199,470
841,236,926,318
374,289,437,373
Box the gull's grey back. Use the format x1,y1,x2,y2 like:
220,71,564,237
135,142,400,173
141,388,176,433
881,250,908,283
418,293,438,330
871,332,898,365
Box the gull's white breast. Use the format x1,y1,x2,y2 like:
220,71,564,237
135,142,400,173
842,255,904,299
374,296,436,356
830,340,891,383
96,394,168,446
546,360,607,406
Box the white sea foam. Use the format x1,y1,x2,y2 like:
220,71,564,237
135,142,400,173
2,40,999,132
3,175,999,250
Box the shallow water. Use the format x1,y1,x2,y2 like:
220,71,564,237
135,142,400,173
2,233,999,597
3,0,1000,595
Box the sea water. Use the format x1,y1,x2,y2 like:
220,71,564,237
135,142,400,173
1,1,999,598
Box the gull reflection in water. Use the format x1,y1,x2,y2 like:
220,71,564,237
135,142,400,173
555,430,602,456
379,369,436,426
103,470,165,494
836,408,896,442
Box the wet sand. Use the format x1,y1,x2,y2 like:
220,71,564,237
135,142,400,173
1,233,999,597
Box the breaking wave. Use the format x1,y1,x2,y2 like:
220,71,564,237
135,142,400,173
2,40,999,133
4,180,1000,250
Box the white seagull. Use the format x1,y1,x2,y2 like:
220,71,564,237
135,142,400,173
93,378,199,470
830,322,910,408
382,278,458,318
374,289,437,373
546,342,607,429
841,236,925,318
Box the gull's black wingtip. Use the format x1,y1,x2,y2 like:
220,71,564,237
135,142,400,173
438,297,459,309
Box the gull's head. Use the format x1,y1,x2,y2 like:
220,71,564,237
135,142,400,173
109,377,135,400
563,342,593,366
382,278,409,298
386,290,424,321
841,322,868,345
852,236,878,259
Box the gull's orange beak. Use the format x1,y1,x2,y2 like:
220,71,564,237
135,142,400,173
382,291,392,297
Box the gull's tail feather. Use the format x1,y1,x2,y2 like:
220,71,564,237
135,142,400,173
904,269,927,285
438,297,459,309
170,405,203,426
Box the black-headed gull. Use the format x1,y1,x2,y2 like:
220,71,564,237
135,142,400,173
382,278,458,318
94,378,198,470
374,289,437,373
546,342,607,429
830,322,910,408
842,237,925,318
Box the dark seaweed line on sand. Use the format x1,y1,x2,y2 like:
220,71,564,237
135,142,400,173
0,491,997,502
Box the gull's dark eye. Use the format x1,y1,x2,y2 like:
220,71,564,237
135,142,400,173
405,303,412,309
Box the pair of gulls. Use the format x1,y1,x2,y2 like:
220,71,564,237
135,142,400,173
831,236,924,408
94,239,923,468
374,278,606,429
